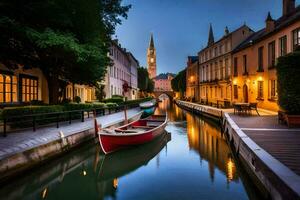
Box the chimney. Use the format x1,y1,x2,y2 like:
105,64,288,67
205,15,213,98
224,26,229,36
283,0,295,16
266,12,275,32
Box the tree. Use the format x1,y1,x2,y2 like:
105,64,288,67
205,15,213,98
0,0,131,103
276,49,300,114
138,67,153,96
171,69,186,98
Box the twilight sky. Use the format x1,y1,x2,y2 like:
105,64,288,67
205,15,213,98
115,0,300,75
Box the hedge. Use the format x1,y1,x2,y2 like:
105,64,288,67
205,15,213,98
1,102,116,120
102,97,124,104
276,50,300,114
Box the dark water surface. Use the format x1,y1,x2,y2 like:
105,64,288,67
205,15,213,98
0,99,263,200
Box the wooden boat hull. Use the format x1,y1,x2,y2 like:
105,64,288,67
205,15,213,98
98,132,171,180
98,115,168,154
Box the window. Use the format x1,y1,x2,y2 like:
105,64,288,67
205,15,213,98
292,28,300,51
233,57,238,77
215,86,217,98
234,85,238,99
0,74,17,103
268,41,276,69
214,47,218,57
258,46,264,72
269,80,277,100
215,62,218,80
257,81,264,99
243,55,247,75
21,75,38,102
279,36,287,56
225,58,229,78
219,60,223,79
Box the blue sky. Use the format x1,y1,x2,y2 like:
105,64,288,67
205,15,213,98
115,0,300,75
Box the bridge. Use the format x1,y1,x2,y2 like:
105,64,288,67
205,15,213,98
153,90,175,100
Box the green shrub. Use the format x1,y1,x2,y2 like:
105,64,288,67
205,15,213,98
105,102,118,107
276,50,300,114
112,95,124,99
102,97,124,104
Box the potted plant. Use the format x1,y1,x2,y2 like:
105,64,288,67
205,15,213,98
276,49,300,127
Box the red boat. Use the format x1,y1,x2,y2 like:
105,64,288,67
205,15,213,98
98,114,168,154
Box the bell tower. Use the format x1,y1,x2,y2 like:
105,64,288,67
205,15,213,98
147,33,156,79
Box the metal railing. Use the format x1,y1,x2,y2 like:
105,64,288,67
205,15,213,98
1,102,140,137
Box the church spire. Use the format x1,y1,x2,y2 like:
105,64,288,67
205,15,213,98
207,23,215,46
149,33,155,49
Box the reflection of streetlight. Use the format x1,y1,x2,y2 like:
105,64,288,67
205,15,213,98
227,157,234,182
233,79,237,85
41,188,48,199
82,170,87,176
190,76,195,82
113,178,118,189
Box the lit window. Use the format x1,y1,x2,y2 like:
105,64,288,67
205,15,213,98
257,81,264,99
21,75,38,102
268,80,277,100
0,74,17,103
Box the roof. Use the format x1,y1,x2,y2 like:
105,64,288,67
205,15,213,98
199,24,254,53
149,33,155,49
127,52,140,66
188,56,198,64
233,6,300,53
153,73,176,80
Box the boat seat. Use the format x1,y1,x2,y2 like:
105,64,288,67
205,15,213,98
132,125,154,129
102,128,115,134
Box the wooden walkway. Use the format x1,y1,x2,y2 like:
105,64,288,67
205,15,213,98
229,114,300,176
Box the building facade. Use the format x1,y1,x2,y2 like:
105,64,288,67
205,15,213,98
147,34,157,79
232,0,300,111
104,40,132,99
198,24,254,106
127,52,139,100
186,56,199,101
0,64,49,105
154,73,175,91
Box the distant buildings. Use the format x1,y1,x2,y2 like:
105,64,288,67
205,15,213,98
186,0,300,111
147,34,157,79
154,73,175,91
186,56,199,101
104,40,139,100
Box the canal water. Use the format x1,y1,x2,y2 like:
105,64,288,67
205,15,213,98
0,99,264,200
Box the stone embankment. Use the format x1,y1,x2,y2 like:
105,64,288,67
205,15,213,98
0,108,142,182
175,100,300,200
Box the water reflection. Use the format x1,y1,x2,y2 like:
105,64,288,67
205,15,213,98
186,114,237,183
0,98,263,200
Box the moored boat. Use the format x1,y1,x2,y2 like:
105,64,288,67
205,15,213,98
139,99,157,109
97,132,171,180
98,114,168,154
